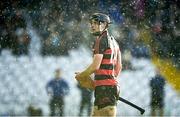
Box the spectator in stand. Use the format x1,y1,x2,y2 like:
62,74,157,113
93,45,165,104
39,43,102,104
14,28,31,55
46,68,69,116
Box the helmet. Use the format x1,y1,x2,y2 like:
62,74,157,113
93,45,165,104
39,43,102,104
89,13,111,24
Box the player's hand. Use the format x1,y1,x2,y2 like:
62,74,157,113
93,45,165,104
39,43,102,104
75,72,84,86
75,72,85,80
74,72,94,90
75,72,81,80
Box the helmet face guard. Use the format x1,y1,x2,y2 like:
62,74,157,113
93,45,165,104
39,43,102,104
89,13,111,24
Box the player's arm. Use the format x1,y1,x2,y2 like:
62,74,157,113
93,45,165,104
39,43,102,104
78,54,103,77
75,54,103,90
81,36,107,76
75,36,106,89
75,54,103,79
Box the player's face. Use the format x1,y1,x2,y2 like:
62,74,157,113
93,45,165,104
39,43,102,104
89,19,100,34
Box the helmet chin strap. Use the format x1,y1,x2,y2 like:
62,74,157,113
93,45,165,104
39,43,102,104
92,31,101,36
99,26,108,36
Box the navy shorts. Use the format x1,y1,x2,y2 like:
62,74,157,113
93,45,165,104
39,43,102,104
94,85,119,109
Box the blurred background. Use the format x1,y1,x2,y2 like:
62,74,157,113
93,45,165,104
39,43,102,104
0,0,179,116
